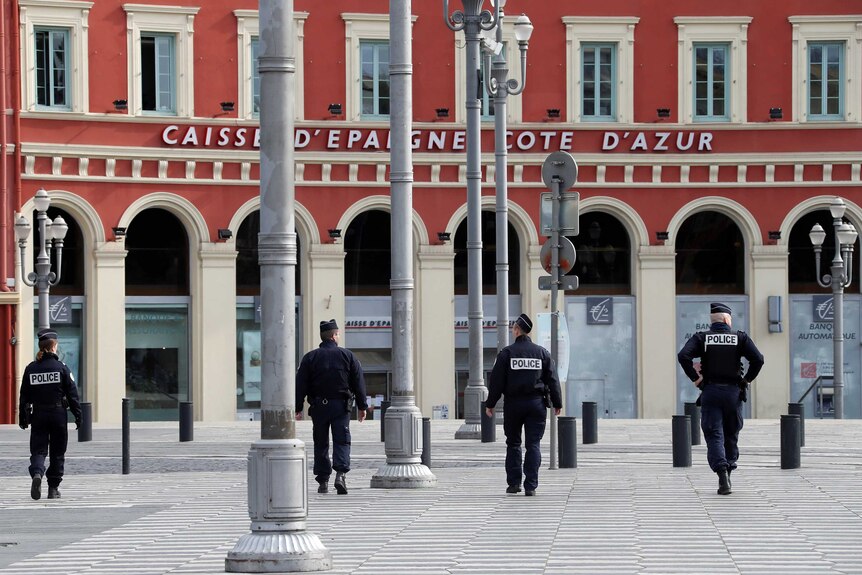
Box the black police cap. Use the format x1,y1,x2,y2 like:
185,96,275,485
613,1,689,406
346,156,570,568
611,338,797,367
710,302,732,315
319,319,339,333
37,329,58,342
515,313,533,333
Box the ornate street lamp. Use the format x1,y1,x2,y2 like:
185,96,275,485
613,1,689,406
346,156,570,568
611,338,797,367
809,197,857,419
15,188,68,330
444,0,502,439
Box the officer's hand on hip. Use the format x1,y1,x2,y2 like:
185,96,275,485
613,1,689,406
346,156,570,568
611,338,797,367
358,409,366,423
296,411,303,421
554,408,561,416
693,376,703,388
19,421,27,430
485,407,494,418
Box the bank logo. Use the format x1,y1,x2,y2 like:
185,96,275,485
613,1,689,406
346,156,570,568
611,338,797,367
586,297,613,325
801,362,817,378
49,296,71,324
813,296,834,322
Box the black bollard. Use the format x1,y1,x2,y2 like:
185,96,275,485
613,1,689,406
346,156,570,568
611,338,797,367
122,398,130,475
77,402,92,442
380,400,391,442
558,416,577,468
480,401,496,443
672,415,691,467
781,414,801,469
788,403,805,447
179,401,193,442
582,401,598,444
684,402,701,445
421,417,431,468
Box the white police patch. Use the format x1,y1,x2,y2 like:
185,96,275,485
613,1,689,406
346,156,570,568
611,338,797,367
705,334,737,347
30,372,60,385
511,358,541,370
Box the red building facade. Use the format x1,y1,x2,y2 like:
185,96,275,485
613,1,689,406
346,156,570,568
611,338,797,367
2,0,861,423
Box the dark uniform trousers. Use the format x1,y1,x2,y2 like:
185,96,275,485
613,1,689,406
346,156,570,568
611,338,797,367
310,398,351,483
700,383,744,473
29,405,69,487
504,395,547,492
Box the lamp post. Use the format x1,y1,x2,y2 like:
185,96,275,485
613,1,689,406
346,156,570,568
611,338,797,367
480,5,532,354
15,188,68,330
444,0,502,439
809,197,857,420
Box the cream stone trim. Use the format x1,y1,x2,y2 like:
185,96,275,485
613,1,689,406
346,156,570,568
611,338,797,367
341,13,417,122
668,196,762,249
234,10,307,120
336,194,430,246
562,16,639,124
117,192,209,244
780,195,862,239
454,12,529,124
123,4,199,117
788,16,862,123
674,16,752,124
19,0,93,114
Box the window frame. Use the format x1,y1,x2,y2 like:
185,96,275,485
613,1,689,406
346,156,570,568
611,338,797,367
140,33,176,115
19,0,92,114
807,41,845,120
34,27,71,110
789,16,862,123
692,42,730,122
563,16,638,124
359,40,390,120
581,42,617,122
123,4,199,118
674,16,750,124
234,10,307,121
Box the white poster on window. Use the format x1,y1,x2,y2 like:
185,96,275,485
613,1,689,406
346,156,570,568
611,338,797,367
242,331,262,402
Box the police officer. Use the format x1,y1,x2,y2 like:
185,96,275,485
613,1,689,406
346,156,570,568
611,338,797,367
18,329,82,500
296,319,367,495
678,302,764,495
486,313,562,496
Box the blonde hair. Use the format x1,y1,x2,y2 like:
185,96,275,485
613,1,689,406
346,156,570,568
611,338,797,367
709,312,732,326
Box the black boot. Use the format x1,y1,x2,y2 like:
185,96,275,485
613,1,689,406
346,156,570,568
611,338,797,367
727,469,732,489
30,474,42,501
334,472,347,495
47,486,61,499
317,481,328,494
717,469,732,495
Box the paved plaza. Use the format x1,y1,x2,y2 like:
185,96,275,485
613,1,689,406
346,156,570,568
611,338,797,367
1,417,861,574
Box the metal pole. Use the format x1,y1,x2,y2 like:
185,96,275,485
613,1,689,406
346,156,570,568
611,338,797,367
421,417,431,468
492,21,509,357
179,401,193,442
831,257,845,419
788,402,805,446
371,0,435,488
780,414,801,469
77,401,92,442
684,402,701,445
226,0,331,569
35,209,51,330
121,398,130,475
548,177,562,470
672,415,692,467
582,401,598,444
480,400,496,442
557,416,577,468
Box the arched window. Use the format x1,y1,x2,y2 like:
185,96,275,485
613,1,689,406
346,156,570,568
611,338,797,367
125,208,189,296
453,211,520,295
788,210,860,294
567,212,631,295
675,211,744,294
235,210,302,296
345,210,391,296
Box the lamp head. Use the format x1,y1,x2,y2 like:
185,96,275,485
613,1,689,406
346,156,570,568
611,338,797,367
809,223,826,247
33,188,50,212
51,216,68,240
830,197,847,219
14,215,31,241
489,0,507,8
837,222,857,247
513,14,533,43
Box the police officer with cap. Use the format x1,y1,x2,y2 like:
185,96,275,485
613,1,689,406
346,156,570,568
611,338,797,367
18,329,82,500
678,302,764,495
296,319,367,495
486,313,562,496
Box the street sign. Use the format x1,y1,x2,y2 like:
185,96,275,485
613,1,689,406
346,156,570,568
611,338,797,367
541,151,578,190
540,192,580,236
538,275,579,291
539,236,576,275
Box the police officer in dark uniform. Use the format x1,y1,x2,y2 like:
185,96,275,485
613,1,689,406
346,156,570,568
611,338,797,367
296,319,367,495
678,302,764,495
18,329,82,500
486,313,562,497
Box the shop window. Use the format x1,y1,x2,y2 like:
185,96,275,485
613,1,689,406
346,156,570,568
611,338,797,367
674,16,750,123
123,4,198,117
581,43,616,121
345,210,391,296
568,212,631,295
693,43,729,121
453,211,520,295
34,28,70,109
808,42,844,120
360,41,390,119
125,209,189,296
235,210,301,296
563,16,639,124
19,0,90,113
788,210,860,294
675,211,744,294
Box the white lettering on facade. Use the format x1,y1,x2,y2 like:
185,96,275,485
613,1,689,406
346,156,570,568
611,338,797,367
654,132,670,151
327,130,340,149
162,125,179,145
181,127,198,146
516,131,536,150
510,358,541,370
296,129,311,148
235,128,246,147
452,131,466,150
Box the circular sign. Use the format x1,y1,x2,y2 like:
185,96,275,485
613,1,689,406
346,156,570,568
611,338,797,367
541,151,578,190
540,237,576,275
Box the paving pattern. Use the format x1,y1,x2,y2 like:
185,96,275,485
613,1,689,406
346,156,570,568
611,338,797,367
1,419,861,574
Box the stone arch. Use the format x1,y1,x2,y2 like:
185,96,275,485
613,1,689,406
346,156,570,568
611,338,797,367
579,196,650,248
118,192,209,246
444,196,539,250
337,195,430,246
780,195,862,243
668,196,762,249
228,197,319,246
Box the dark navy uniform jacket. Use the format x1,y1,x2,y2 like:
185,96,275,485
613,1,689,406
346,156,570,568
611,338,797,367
487,335,563,409
296,340,368,410
678,322,764,385
19,352,82,420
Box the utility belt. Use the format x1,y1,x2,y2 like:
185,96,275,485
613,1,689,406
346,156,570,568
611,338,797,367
34,401,65,409
310,396,355,413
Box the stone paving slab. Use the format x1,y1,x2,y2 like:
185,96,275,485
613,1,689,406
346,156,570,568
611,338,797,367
0,419,861,574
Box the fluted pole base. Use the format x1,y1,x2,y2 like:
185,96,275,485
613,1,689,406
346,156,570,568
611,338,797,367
455,384,486,439
371,398,437,488
225,532,331,573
